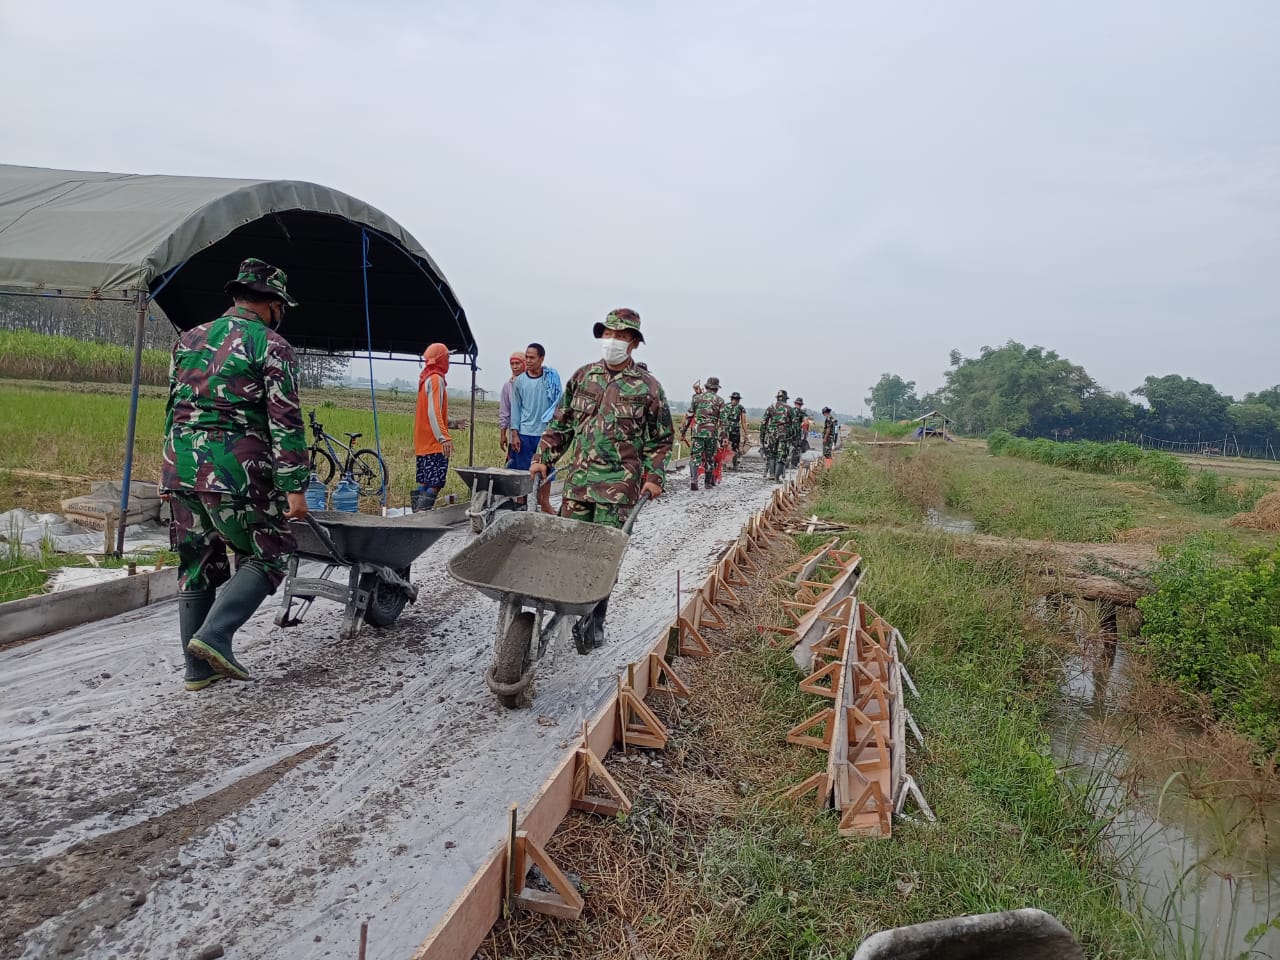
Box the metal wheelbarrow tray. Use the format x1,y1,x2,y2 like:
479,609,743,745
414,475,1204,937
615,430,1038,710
278,511,452,639
453,466,538,533
447,501,646,708
447,511,627,615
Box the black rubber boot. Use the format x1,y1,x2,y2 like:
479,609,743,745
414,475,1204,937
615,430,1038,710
412,488,438,512
705,467,716,488
178,588,220,692
765,457,776,479
188,564,273,681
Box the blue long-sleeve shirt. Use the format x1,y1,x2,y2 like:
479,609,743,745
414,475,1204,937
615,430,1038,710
509,368,561,435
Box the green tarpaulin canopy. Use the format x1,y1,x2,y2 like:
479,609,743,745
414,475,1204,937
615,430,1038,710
0,163,475,356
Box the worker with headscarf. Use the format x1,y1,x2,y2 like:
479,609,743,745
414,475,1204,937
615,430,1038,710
413,343,453,511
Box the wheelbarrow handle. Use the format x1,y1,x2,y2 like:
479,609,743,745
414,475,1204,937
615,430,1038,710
302,512,346,564
622,491,653,536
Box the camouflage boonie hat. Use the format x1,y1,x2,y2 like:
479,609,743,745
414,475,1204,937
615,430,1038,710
704,376,721,391
593,308,644,344
795,397,805,405
822,406,832,413
730,391,741,399
776,389,789,401
225,257,299,306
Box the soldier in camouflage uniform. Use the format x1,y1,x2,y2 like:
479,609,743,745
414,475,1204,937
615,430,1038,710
530,309,672,648
822,407,838,457
759,389,791,482
787,396,808,468
724,391,747,470
680,376,727,490
161,258,309,690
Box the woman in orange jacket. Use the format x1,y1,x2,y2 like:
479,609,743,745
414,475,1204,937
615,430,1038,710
413,343,453,511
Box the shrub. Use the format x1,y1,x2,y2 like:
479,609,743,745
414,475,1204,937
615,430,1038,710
1138,539,1280,754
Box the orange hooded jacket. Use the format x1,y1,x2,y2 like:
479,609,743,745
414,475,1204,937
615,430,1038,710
414,344,451,455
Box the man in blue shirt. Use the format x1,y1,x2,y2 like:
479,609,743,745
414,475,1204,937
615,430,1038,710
508,342,562,512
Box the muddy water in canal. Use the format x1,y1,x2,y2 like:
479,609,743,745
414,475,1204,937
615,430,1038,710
1050,601,1278,958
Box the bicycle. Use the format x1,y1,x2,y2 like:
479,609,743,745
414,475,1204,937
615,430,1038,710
306,409,389,498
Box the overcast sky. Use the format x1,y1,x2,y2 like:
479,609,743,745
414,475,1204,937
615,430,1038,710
3,1,1278,411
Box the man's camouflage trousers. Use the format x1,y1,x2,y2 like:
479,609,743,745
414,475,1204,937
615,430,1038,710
823,438,835,457
692,435,720,479
170,491,296,592
764,435,789,468
559,498,631,530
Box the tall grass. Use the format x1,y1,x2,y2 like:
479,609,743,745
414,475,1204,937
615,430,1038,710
0,330,170,385
988,431,1267,516
0,384,506,508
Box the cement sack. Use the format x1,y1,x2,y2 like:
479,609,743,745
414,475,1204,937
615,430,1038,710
61,480,161,526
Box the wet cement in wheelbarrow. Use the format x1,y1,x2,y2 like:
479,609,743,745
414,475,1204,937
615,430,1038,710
449,516,625,607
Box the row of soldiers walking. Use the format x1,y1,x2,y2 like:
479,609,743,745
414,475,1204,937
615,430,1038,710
760,389,818,483
681,379,840,488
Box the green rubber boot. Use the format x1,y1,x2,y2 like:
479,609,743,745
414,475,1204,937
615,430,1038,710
178,588,221,692
188,564,272,681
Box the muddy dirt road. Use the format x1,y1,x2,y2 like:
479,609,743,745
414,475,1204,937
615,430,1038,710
0,466,780,959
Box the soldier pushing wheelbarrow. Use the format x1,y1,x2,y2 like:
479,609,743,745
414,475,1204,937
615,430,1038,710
448,308,673,707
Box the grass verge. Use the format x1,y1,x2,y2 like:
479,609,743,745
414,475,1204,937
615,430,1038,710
478,476,1147,958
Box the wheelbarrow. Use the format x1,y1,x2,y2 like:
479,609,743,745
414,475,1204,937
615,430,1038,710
453,466,537,533
446,495,649,708
276,511,450,639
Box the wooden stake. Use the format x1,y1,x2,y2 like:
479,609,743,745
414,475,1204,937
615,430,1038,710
358,921,369,960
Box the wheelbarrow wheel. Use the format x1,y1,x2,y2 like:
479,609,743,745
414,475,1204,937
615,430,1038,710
492,611,535,708
361,566,411,627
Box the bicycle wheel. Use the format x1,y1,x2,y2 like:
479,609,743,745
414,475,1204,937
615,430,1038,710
310,448,338,488
349,449,388,498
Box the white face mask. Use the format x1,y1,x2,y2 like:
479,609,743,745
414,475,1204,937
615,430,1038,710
600,337,630,366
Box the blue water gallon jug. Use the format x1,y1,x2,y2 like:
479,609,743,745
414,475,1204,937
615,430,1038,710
304,473,328,512
331,475,360,513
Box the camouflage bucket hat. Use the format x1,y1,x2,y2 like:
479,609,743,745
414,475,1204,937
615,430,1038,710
593,308,644,344
225,257,299,306
795,397,805,405
730,391,741,400
776,389,789,400
704,376,721,391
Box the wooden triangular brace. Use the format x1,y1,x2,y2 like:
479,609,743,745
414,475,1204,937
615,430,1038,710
894,775,936,823
785,707,834,751
712,572,741,608
571,745,632,817
724,553,751,586
699,592,728,629
819,596,854,625
649,651,691,699
785,770,833,808
618,686,668,749
678,615,712,657
838,780,892,838
512,831,585,919
798,659,841,698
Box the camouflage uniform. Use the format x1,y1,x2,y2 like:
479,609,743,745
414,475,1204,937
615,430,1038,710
162,299,308,591
683,384,727,487
786,403,807,467
724,399,745,463
822,413,838,457
537,337,673,530
760,397,790,470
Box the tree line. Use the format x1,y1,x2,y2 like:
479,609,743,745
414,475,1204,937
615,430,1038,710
866,341,1280,456
0,292,348,388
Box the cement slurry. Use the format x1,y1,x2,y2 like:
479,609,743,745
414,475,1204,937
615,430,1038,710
1,468,781,960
